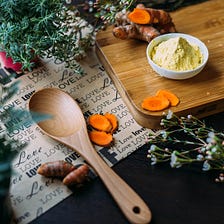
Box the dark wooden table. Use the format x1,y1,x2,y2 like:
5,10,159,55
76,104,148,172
31,111,224,224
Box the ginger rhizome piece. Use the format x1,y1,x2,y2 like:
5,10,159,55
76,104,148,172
37,160,76,177
113,24,160,42
63,164,90,186
88,113,119,147
141,89,180,111
113,3,176,43
38,160,90,186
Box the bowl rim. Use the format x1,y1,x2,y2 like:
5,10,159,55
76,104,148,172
146,32,209,74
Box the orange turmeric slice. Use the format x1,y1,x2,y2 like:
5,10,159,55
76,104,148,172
128,8,151,24
89,130,113,147
141,95,170,111
88,114,112,132
104,113,118,133
156,89,180,106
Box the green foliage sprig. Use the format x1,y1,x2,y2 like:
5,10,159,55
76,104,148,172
0,76,48,196
0,0,96,73
146,110,224,183
0,0,204,73
0,80,25,198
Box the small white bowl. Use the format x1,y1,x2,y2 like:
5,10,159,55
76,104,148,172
146,33,209,80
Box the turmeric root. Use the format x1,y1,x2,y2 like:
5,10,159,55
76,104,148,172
137,24,160,42
113,25,137,40
141,95,170,111
113,24,160,42
113,4,176,43
156,89,180,106
88,114,112,132
155,22,177,34
89,130,113,147
63,164,90,186
37,160,76,177
38,160,90,186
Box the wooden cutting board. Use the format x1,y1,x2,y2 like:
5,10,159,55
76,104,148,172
96,0,224,129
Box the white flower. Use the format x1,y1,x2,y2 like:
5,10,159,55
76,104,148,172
206,132,217,145
149,144,156,151
170,151,181,168
196,154,204,161
211,147,217,153
206,137,212,143
205,154,212,160
187,114,192,119
151,155,157,165
166,110,173,120
202,160,211,171
208,132,215,138
200,147,206,152
205,151,212,159
110,6,116,12
160,130,167,139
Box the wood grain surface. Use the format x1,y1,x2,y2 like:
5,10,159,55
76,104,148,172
96,0,224,129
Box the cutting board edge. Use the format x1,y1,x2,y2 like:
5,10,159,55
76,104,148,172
96,44,163,129
95,43,224,129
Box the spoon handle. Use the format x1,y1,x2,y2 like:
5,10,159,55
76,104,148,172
90,149,152,224
75,129,152,224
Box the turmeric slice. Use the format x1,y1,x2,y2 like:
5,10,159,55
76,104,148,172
141,95,170,111
128,8,151,25
104,112,118,133
156,89,180,106
89,130,113,147
135,4,172,25
128,6,172,25
88,114,112,132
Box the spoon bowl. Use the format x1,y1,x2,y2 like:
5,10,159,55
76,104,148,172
29,88,152,224
29,88,83,137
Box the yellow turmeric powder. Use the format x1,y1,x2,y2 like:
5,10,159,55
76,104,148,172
151,37,203,71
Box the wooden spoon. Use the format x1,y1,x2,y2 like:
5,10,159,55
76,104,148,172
29,88,152,224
